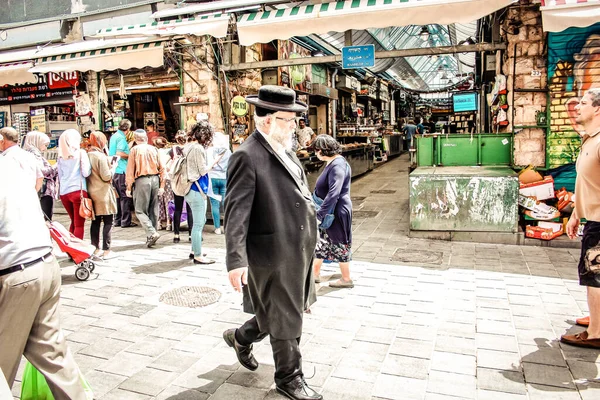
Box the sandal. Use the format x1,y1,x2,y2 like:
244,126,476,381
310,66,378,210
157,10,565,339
329,279,354,289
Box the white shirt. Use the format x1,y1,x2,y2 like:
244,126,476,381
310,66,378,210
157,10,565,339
2,144,43,187
0,156,52,269
257,130,302,179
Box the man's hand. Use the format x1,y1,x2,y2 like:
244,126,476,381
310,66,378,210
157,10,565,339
158,188,165,197
126,190,132,198
566,215,580,239
228,267,248,293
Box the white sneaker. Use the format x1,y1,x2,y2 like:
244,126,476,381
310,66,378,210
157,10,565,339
214,228,222,235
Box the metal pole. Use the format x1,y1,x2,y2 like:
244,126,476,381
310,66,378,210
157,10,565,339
332,69,338,139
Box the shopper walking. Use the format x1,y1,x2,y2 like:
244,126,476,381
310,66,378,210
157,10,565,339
223,85,321,400
24,131,58,220
208,131,231,235
125,130,165,248
87,131,118,260
168,131,193,243
561,88,600,348
57,129,91,240
312,134,354,288
0,127,43,190
184,121,215,264
109,119,136,228
154,137,174,230
0,155,88,400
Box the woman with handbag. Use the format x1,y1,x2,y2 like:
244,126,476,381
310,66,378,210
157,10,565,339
24,131,58,220
312,134,354,288
87,131,118,260
184,121,215,264
168,131,193,243
57,129,91,239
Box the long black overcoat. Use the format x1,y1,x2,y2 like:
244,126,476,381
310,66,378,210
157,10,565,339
224,131,318,340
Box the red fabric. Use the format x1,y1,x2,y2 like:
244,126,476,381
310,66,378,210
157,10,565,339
60,191,88,239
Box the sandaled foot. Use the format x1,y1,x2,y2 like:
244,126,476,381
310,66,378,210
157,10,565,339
329,279,354,288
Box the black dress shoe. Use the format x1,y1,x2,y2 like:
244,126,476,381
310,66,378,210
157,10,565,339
276,377,323,400
223,329,258,371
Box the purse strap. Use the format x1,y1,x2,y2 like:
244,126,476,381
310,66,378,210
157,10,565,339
79,150,85,200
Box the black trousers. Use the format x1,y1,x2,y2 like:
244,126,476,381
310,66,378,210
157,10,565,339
40,195,54,221
113,173,133,227
236,316,302,386
90,215,114,250
173,194,193,235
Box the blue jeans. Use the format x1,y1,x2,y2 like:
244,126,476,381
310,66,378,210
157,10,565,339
185,190,207,257
209,178,227,229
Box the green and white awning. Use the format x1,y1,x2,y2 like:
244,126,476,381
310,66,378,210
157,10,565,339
95,14,230,39
237,0,516,46
29,40,164,73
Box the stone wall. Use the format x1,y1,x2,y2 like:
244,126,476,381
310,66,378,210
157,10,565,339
501,3,547,167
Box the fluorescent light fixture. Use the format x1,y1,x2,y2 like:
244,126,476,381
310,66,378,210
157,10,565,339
155,81,180,87
107,84,153,92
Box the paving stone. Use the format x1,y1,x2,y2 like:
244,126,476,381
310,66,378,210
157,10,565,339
354,326,395,344
390,338,434,359
526,384,582,400
477,389,527,400
321,377,374,400
372,374,427,400
100,388,152,400
522,362,576,389
78,338,132,360
226,364,275,389
434,336,476,356
155,386,210,400
96,351,155,377
513,316,554,331
66,326,116,345
332,357,382,383
516,330,557,346
149,350,199,373
173,333,222,356
566,360,600,380
430,351,475,376
208,383,269,400
115,302,157,317
345,340,390,363
476,349,522,371
85,370,127,398
476,320,515,336
519,344,567,367
125,337,176,358
426,370,476,399
381,354,430,379
119,367,179,396
171,363,233,393
476,367,526,394
149,322,197,341
437,322,476,339
72,353,105,374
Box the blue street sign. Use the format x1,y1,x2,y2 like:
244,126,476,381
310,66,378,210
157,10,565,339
342,45,375,69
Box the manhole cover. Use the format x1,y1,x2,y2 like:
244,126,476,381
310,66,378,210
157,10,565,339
354,210,380,219
159,286,221,308
371,190,397,194
391,250,443,265
351,196,367,202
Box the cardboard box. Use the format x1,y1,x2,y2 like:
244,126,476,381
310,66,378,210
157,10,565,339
526,224,563,240
518,166,544,184
519,176,555,201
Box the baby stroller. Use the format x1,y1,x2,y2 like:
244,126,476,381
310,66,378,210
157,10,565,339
47,220,96,281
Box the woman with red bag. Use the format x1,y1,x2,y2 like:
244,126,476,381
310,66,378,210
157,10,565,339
57,129,91,239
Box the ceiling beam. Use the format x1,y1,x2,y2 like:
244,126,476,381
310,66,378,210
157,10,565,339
220,42,506,71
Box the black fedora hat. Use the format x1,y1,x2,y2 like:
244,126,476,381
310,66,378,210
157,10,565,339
246,85,307,114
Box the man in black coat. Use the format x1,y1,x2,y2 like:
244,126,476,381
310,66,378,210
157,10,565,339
223,86,322,400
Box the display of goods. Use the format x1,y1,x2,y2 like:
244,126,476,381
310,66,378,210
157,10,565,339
519,176,555,201
525,225,563,240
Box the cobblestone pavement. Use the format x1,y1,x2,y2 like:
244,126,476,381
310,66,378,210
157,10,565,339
11,154,600,399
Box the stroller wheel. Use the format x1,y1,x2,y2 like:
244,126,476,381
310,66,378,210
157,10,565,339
75,267,90,281
87,261,96,272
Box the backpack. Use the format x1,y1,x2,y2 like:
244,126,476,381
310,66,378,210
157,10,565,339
170,154,193,196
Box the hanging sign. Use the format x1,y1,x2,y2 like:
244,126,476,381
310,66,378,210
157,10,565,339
0,112,5,129
342,45,375,69
231,95,249,117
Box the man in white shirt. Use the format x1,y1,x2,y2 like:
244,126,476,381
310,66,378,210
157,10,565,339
295,118,315,149
0,127,43,190
0,156,87,399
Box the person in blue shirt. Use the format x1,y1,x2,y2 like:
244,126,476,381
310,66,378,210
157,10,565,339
108,119,136,228
417,117,427,135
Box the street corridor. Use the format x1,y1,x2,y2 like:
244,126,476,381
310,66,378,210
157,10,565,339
11,155,600,400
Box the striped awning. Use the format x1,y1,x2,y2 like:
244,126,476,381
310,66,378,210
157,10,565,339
0,62,36,86
541,0,600,32
94,14,230,39
237,0,516,46
29,41,164,74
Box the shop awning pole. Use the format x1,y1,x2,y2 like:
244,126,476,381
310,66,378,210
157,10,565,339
220,42,506,71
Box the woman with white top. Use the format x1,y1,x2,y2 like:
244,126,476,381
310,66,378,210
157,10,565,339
208,131,231,234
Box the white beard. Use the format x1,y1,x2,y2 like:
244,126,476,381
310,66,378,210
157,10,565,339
267,121,293,152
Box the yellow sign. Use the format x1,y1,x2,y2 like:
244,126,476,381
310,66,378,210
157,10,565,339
30,114,47,133
231,95,248,117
